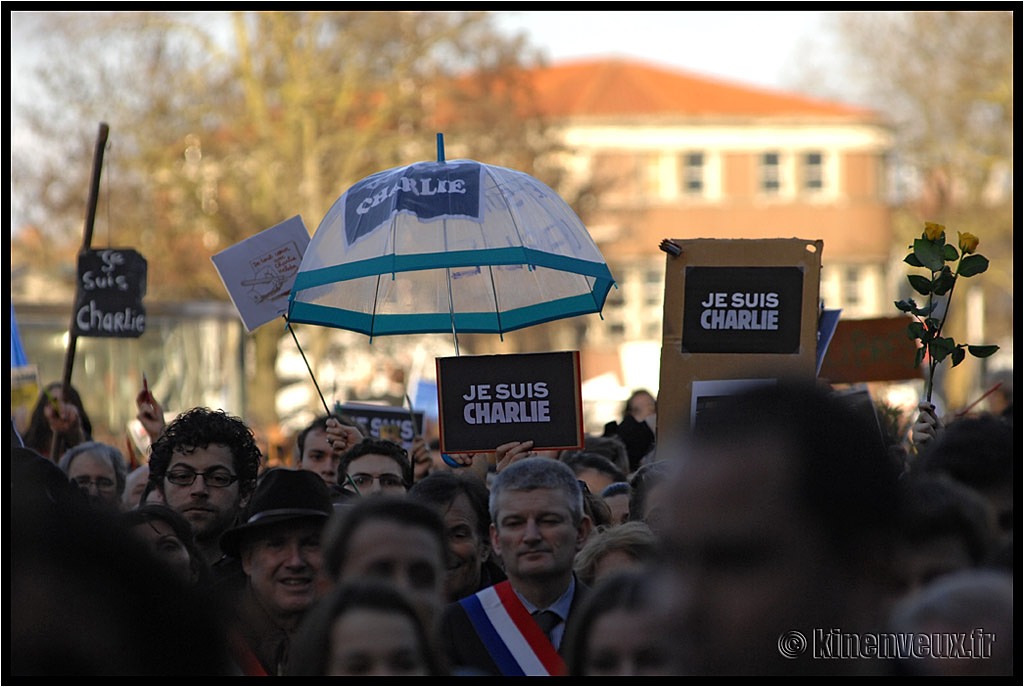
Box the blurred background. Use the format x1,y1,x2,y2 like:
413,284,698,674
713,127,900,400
9,10,1015,463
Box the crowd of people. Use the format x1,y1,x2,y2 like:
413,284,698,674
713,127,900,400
11,376,1016,676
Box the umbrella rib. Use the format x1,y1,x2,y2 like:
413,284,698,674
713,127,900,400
483,167,532,338
484,264,504,338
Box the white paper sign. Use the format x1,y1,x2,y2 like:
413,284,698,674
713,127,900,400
211,215,310,332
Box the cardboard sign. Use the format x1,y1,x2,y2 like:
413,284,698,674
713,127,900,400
11,364,40,432
335,402,425,451
211,215,310,332
818,316,924,383
73,248,147,338
436,351,584,454
657,238,823,458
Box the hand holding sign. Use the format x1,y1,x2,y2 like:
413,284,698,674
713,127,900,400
495,440,539,472
44,393,83,440
325,417,365,454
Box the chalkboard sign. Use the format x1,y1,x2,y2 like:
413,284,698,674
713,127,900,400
73,249,147,338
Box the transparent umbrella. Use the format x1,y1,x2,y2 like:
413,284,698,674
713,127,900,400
287,135,615,354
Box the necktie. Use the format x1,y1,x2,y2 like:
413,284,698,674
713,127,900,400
531,609,561,644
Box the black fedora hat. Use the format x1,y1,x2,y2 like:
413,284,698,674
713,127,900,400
220,468,333,558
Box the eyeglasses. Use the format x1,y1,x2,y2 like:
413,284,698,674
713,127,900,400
164,467,239,488
72,476,115,491
348,473,406,490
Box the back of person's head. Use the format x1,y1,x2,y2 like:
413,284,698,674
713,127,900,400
287,578,447,676
599,480,632,525
888,568,1014,676
149,407,262,501
58,440,129,502
408,471,491,540
600,481,630,500
12,446,87,514
917,412,1014,489
339,437,413,488
915,412,1014,537
691,380,903,557
322,495,446,581
895,472,997,592
12,491,233,675
574,520,658,587
488,457,584,526
560,450,627,488
578,434,630,475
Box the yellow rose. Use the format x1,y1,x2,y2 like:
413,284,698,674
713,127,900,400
958,231,979,255
923,222,945,241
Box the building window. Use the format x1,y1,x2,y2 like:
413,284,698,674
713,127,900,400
761,152,781,194
681,152,704,195
803,152,824,191
843,266,861,307
588,259,664,344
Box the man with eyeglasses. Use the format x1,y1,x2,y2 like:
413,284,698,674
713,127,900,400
148,407,262,572
338,437,412,497
57,440,127,511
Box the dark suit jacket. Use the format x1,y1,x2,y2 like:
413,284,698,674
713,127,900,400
438,576,590,677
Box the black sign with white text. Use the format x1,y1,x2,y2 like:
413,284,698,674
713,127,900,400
436,351,584,454
334,402,425,451
682,266,803,354
73,249,147,338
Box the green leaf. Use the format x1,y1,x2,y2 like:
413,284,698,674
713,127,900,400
913,238,945,271
930,337,956,362
958,254,989,277
903,253,924,268
968,344,1000,358
907,322,926,339
913,302,937,317
943,244,960,261
908,274,933,295
932,269,956,296
914,346,925,368
894,298,917,313
951,346,966,367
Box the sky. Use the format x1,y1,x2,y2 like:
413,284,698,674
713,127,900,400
8,10,838,230
493,10,835,92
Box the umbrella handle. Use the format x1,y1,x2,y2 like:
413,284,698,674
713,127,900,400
437,132,445,162
286,319,332,417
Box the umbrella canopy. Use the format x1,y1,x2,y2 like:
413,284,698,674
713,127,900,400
287,149,615,346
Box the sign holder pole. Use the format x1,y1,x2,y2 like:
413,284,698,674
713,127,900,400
51,122,109,459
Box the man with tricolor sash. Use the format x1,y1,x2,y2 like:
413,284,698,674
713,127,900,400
438,458,593,676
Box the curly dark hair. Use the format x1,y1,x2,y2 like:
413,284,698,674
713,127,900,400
338,437,412,487
148,407,262,500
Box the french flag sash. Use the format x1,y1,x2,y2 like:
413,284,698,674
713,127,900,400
458,580,567,676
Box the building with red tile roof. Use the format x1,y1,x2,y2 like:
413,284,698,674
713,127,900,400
515,58,896,414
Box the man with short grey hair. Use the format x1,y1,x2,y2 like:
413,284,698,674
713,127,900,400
438,457,592,676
